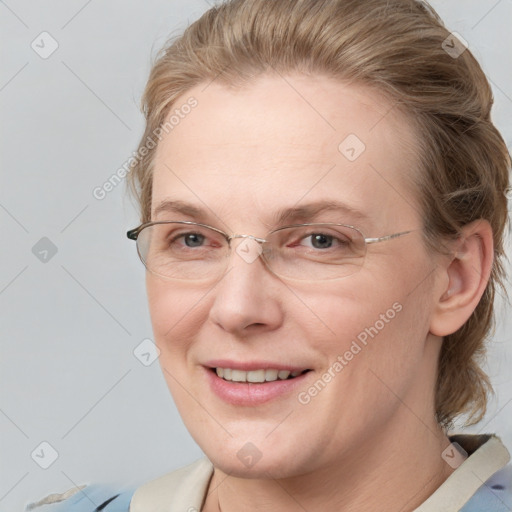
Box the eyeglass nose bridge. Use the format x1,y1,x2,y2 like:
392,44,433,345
227,233,268,246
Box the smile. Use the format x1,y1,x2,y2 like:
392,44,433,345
215,368,308,383
205,361,313,405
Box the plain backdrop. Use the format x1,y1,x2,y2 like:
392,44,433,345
1,1,511,510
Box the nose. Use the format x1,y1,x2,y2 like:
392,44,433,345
208,238,284,336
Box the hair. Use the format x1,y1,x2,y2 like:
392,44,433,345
127,0,510,427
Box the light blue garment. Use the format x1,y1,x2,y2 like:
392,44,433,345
26,465,511,511
24,484,135,512
460,465,512,512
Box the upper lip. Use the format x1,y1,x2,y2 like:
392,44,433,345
204,359,311,372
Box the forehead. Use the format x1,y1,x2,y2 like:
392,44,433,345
151,74,421,231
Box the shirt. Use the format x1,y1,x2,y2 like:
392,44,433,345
26,434,511,511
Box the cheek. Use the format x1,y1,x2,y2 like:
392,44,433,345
299,271,430,369
294,283,431,432
146,277,207,355
146,280,209,411
295,279,397,338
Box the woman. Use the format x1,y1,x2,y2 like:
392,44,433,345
30,0,510,510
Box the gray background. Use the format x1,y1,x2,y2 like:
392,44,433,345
1,1,511,510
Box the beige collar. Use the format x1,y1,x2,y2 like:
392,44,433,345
413,434,510,512
130,434,510,512
130,457,213,512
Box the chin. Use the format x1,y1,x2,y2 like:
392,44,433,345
193,428,313,479
207,448,307,479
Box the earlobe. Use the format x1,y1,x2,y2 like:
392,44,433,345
430,220,493,337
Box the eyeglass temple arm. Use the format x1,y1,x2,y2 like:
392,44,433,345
365,230,413,244
126,227,140,240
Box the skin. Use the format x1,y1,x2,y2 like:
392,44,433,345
145,74,493,511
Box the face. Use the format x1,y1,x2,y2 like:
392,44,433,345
147,74,442,478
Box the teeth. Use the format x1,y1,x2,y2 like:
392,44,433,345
215,368,303,383
231,370,247,382
247,369,265,383
265,369,278,382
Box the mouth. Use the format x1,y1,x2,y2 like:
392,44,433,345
203,360,313,405
212,367,311,383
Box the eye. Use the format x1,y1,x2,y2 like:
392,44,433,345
173,232,206,248
156,224,224,252
304,233,336,249
298,231,351,250
168,230,225,251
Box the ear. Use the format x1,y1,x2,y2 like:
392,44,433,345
429,219,494,337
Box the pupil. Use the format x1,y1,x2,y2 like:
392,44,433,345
185,233,204,247
312,234,332,249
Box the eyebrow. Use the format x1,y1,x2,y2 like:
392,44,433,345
271,200,369,226
152,199,369,227
153,200,205,220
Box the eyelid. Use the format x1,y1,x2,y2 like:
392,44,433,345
155,220,229,236
269,222,363,235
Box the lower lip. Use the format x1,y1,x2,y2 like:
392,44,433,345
205,368,311,406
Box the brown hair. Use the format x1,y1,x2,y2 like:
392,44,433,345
127,0,510,427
